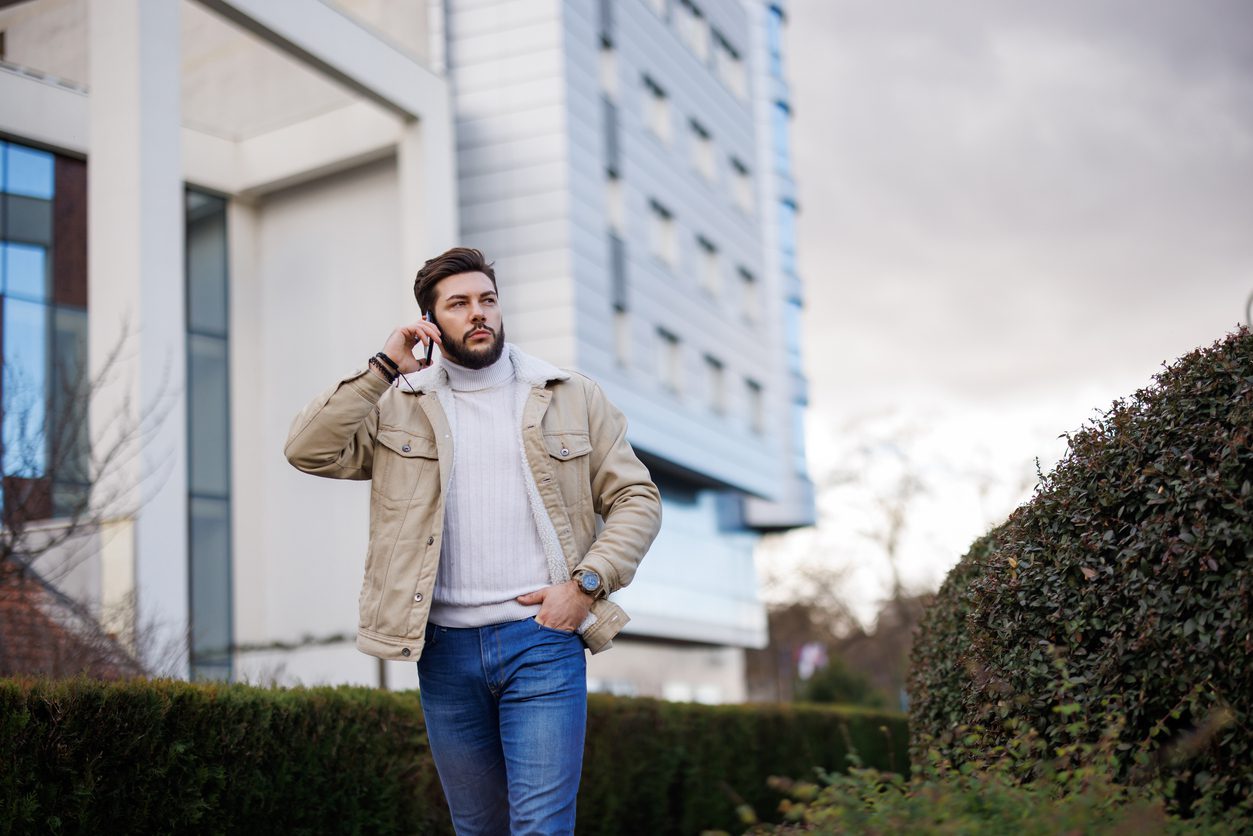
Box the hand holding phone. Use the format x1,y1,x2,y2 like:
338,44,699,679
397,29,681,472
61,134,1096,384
423,311,436,364
380,315,442,375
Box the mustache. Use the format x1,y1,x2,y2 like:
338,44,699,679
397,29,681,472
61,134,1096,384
463,324,495,339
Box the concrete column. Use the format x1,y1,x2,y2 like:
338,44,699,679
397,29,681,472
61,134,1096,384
226,198,264,665
88,0,189,677
397,105,459,281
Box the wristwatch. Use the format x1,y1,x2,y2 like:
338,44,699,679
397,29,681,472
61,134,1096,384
572,568,606,599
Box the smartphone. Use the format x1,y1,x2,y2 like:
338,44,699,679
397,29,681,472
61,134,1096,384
423,311,436,363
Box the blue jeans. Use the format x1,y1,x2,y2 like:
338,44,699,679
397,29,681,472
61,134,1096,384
417,617,587,836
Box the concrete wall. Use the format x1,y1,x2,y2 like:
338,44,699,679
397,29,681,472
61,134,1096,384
231,155,417,687
2,0,456,683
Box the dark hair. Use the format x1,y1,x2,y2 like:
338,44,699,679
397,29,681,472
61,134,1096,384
413,247,497,314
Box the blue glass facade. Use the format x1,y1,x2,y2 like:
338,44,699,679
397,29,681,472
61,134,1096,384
185,189,233,681
765,4,810,484
0,140,88,522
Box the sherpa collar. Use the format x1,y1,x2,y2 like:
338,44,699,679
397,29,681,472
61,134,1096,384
396,342,570,394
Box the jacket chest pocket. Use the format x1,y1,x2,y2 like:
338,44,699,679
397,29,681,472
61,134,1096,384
373,427,438,502
544,432,593,510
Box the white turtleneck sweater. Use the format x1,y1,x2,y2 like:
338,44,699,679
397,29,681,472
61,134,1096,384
427,351,550,627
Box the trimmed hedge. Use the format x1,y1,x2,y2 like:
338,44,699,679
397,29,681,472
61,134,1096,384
0,677,445,835
0,677,907,834
580,696,907,835
909,328,1253,810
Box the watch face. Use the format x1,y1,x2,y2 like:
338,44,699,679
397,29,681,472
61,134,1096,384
580,572,601,593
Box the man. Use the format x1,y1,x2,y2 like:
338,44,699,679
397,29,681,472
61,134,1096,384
284,247,662,835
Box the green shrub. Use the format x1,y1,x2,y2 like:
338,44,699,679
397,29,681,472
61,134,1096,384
745,680,1252,835
0,677,446,835
794,657,888,709
0,677,908,835
578,695,906,836
908,328,1253,810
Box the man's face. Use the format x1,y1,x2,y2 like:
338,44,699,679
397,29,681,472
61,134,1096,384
431,271,505,369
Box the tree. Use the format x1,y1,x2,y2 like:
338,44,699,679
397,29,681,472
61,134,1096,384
0,326,177,678
751,410,1037,707
795,654,887,708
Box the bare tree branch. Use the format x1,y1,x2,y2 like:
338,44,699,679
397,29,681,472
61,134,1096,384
0,322,179,678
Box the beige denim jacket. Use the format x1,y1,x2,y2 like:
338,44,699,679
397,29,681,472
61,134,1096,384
284,345,662,661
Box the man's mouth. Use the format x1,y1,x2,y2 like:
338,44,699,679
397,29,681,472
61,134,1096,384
467,328,493,340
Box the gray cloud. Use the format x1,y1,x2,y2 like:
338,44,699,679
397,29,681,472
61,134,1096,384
789,0,1253,413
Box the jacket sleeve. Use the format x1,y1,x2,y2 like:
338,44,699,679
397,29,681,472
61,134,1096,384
577,380,662,593
283,367,391,480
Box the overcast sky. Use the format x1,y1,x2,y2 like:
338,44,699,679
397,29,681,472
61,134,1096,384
773,0,1253,619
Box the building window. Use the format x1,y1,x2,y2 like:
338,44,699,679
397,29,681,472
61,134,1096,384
696,236,719,295
649,199,676,266
712,30,747,98
609,230,628,310
657,328,681,393
186,188,232,682
745,379,764,434
600,43,618,99
690,120,715,182
674,0,708,61
779,199,798,276
784,296,803,370
738,267,758,322
603,97,621,176
791,398,808,475
767,4,785,78
643,76,672,145
772,101,792,176
0,140,88,525
730,157,753,214
598,0,614,46
704,355,725,414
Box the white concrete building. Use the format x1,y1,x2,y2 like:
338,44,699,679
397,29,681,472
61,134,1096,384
1,0,810,701
439,0,813,702
0,0,457,684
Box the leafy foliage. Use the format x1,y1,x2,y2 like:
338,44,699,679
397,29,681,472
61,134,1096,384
0,677,908,835
795,657,888,709
741,669,1251,835
908,328,1253,810
579,695,906,835
0,677,446,835
742,702,1250,834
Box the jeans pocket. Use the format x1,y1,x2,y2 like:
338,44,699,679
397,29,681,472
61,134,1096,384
424,621,442,650
533,617,576,636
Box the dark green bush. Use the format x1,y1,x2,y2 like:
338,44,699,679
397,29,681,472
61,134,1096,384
746,670,1251,834
581,696,907,835
0,677,446,835
909,328,1253,810
0,677,907,835
794,657,888,709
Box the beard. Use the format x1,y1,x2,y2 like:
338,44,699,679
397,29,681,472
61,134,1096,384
440,321,506,370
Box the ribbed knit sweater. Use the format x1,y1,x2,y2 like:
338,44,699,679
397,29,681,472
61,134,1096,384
427,351,550,627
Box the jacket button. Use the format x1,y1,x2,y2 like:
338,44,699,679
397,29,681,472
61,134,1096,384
413,592,423,603
426,535,435,545
402,443,411,452
401,648,411,657
560,448,569,456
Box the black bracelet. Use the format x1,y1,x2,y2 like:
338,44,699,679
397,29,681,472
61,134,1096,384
374,351,400,373
368,356,397,384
